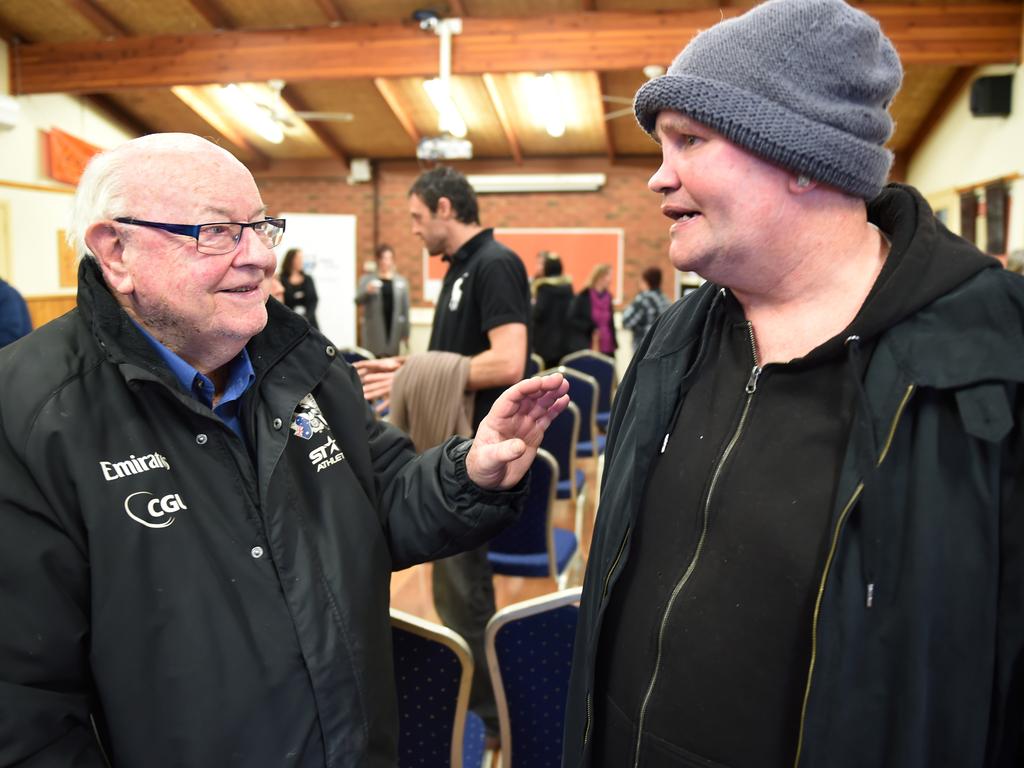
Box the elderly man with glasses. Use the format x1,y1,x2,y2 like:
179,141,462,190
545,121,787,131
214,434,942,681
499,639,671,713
0,133,569,767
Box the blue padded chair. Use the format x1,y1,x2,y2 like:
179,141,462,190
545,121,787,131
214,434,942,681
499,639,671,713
559,350,617,431
391,610,484,768
538,401,586,535
485,588,582,768
487,449,578,588
552,367,605,459
340,345,376,364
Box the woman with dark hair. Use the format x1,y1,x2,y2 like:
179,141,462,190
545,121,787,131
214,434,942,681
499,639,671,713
355,244,410,357
278,248,319,329
531,251,574,369
623,265,672,352
566,263,617,356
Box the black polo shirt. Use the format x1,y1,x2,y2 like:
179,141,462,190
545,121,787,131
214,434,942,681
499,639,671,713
428,228,530,429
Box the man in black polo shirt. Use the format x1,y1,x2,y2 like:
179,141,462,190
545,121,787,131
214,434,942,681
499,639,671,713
356,166,530,740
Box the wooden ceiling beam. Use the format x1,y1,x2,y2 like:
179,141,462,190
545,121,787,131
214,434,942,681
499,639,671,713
374,78,421,148
184,0,233,30
312,0,346,25
481,73,522,165
280,84,350,166
448,0,468,17
13,5,1021,95
66,0,129,38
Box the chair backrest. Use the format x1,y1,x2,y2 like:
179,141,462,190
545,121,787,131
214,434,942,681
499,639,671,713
539,400,580,496
486,588,583,768
559,350,616,414
527,352,545,378
552,367,598,448
340,345,376,364
488,448,559,578
391,609,473,768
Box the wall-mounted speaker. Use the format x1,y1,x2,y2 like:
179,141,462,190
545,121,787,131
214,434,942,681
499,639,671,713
970,74,1013,117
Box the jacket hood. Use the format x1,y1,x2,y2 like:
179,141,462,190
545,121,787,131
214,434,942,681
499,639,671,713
849,183,998,344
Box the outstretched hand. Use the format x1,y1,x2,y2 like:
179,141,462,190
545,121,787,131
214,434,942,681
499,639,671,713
466,373,571,490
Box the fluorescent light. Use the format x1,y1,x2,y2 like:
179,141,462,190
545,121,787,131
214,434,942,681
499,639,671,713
219,84,284,144
527,73,566,138
466,173,606,194
423,78,467,139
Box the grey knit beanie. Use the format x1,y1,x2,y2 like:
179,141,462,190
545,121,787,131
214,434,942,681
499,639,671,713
634,0,903,200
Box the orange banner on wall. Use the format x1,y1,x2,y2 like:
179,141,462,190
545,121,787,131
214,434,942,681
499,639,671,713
46,128,103,186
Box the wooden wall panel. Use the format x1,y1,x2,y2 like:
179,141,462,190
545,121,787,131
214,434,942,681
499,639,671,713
26,294,76,329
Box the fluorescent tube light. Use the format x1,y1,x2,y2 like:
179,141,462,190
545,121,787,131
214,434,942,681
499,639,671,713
219,84,284,144
423,78,468,139
466,173,606,194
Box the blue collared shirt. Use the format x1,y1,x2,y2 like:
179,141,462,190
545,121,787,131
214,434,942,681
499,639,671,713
133,321,255,441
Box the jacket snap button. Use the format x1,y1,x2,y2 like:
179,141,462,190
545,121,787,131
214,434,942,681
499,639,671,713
195,433,208,445
325,345,336,358
251,546,264,559
272,417,283,430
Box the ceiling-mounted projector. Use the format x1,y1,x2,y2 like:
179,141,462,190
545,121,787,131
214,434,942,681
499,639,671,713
417,133,473,161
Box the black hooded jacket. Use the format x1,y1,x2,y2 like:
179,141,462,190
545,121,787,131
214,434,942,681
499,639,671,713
564,185,1024,768
0,258,524,767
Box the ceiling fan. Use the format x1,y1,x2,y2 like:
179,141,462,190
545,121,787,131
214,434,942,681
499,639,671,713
603,65,665,121
260,79,355,127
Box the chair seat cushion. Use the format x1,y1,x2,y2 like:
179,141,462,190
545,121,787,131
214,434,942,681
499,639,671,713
556,468,586,500
577,434,607,457
596,411,611,431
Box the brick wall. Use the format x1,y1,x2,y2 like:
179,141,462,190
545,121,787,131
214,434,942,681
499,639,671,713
258,158,674,307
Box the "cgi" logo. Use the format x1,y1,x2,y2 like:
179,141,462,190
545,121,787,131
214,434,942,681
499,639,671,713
123,491,188,529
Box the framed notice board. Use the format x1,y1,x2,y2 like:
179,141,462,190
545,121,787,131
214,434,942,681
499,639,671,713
423,227,625,304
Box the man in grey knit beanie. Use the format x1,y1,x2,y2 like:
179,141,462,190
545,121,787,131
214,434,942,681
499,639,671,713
563,1,1024,766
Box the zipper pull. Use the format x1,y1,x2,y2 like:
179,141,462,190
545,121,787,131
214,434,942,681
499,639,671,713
745,365,762,394
660,433,670,454
866,582,875,608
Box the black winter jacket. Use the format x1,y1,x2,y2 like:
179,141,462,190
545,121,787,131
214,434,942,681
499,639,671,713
0,260,522,767
564,187,1024,767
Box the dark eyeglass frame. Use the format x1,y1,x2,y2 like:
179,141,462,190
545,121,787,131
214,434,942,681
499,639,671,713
113,216,287,255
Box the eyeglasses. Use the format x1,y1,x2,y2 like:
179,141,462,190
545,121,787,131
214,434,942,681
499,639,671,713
114,217,287,255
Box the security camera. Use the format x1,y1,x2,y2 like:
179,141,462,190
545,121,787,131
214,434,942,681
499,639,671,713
413,9,440,31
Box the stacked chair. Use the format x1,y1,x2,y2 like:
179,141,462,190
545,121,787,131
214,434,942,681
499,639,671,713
487,448,579,589
390,610,486,768
559,350,617,431
485,588,583,768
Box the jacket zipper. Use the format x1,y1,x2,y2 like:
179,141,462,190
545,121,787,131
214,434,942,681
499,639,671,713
791,383,916,767
583,524,632,749
630,323,762,768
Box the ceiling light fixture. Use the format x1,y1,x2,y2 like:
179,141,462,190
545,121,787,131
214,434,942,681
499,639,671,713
527,73,566,138
219,84,284,144
422,78,468,139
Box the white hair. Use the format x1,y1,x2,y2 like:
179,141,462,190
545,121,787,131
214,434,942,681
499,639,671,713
69,133,242,261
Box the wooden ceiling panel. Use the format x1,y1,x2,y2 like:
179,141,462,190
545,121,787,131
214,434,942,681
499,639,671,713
485,72,606,156
595,0,730,10
465,0,581,17
450,76,509,158
600,69,657,156
103,88,262,163
336,0,438,24
215,0,334,29
292,79,416,158
91,0,216,36
888,64,960,152
0,0,101,42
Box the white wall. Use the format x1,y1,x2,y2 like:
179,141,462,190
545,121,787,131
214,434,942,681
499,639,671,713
906,64,1024,253
0,39,133,293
